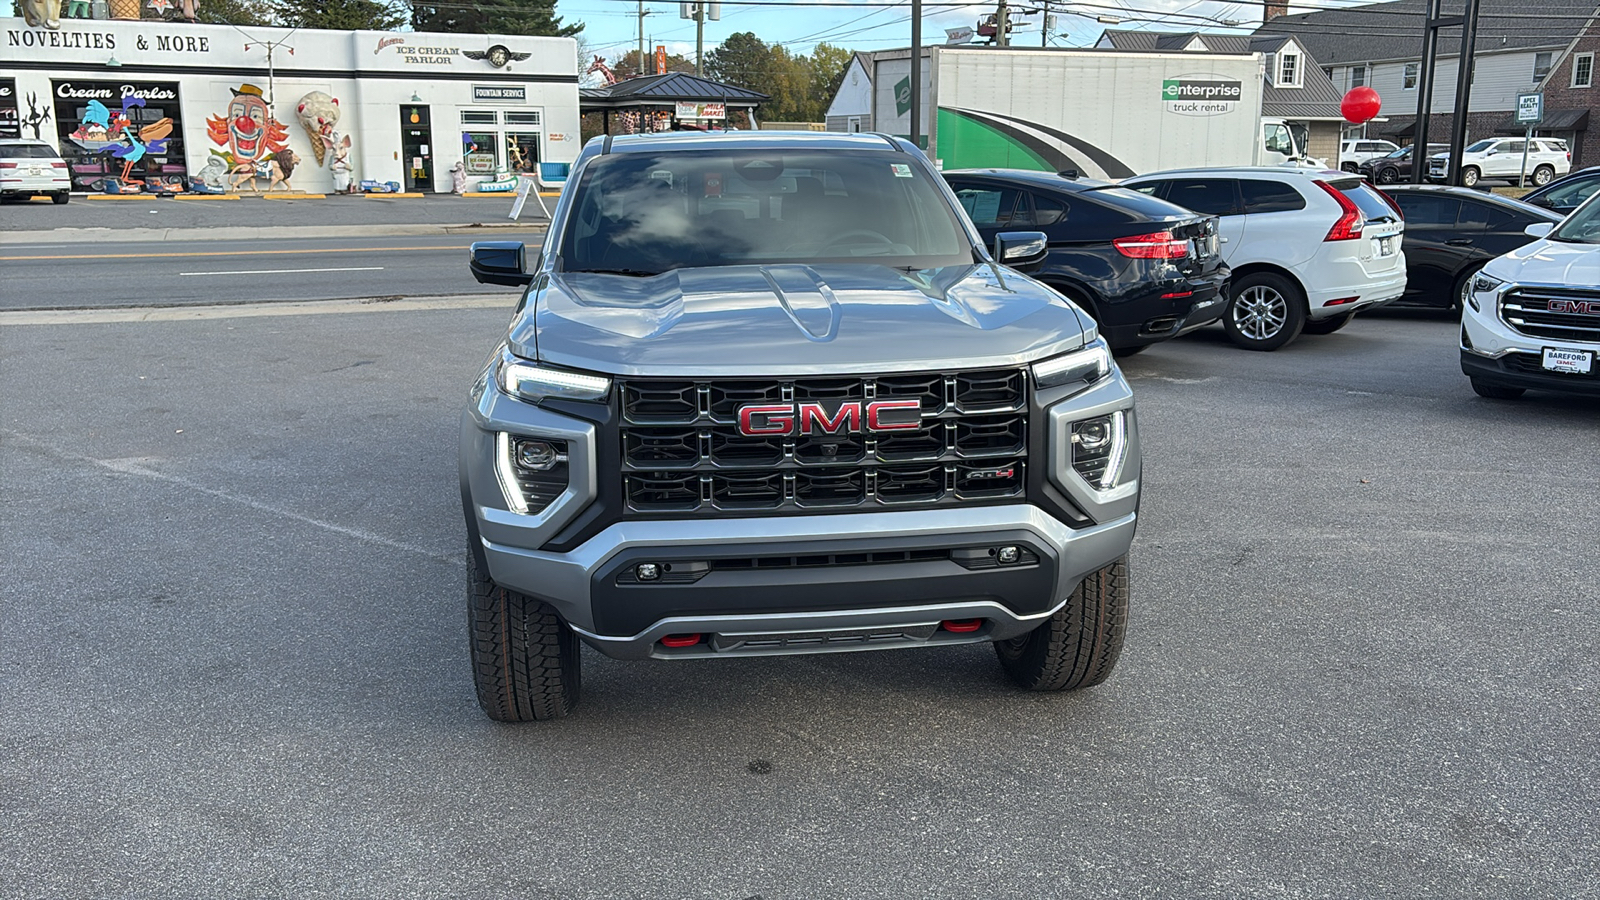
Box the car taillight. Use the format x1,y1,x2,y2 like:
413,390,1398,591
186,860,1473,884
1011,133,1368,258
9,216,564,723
50,161,68,168
1112,230,1189,259
1315,179,1364,241
0,163,17,169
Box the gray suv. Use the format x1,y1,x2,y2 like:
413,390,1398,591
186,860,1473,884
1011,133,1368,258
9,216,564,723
460,131,1141,720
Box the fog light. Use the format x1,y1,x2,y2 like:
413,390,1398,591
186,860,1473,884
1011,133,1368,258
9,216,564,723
516,439,560,471
636,563,661,582
996,546,1020,565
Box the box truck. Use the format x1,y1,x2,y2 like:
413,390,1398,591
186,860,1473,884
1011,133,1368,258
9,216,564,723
867,47,1319,178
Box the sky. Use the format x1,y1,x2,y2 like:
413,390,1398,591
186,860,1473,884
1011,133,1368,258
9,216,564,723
559,0,1270,83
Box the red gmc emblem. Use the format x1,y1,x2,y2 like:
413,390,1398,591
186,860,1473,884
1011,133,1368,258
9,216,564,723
1549,299,1600,315
737,400,922,436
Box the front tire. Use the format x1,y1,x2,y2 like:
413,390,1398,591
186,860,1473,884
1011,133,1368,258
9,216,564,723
1377,167,1400,184
1341,162,1359,173
1470,378,1525,400
996,557,1127,691
1531,165,1555,187
1301,312,1354,335
1461,166,1480,188
467,553,581,721
1222,272,1306,351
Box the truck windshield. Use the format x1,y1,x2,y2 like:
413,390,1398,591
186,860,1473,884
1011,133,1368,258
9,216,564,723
560,149,975,275
1549,195,1600,243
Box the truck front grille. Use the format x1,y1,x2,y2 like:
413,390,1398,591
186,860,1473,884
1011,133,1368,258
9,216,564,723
619,370,1028,515
1502,287,1600,343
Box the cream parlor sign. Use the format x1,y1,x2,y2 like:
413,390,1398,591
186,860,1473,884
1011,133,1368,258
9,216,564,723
374,35,459,66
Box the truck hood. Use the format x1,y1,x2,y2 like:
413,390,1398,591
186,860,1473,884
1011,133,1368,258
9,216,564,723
509,263,1091,377
1484,239,1600,286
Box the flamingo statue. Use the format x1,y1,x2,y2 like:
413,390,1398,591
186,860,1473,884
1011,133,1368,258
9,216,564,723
586,55,618,86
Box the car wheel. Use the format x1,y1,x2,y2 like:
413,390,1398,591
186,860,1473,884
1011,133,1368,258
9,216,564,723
1461,166,1481,188
1222,272,1306,351
1341,162,1359,173
52,192,70,205
995,556,1127,691
1451,265,1485,311
1532,165,1555,187
1377,167,1400,184
467,552,581,721
1301,312,1354,335
1470,378,1525,400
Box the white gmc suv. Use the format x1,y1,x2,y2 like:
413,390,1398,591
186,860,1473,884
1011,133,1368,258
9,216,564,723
1461,193,1600,399
1124,168,1407,351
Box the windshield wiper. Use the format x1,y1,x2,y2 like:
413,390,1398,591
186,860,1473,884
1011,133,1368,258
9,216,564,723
565,267,664,277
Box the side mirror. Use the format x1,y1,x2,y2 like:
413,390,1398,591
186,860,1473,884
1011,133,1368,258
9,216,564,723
469,241,534,286
994,231,1048,268
1525,221,1555,238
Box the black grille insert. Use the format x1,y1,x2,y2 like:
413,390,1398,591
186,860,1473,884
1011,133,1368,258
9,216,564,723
620,369,1028,515
1502,288,1600,342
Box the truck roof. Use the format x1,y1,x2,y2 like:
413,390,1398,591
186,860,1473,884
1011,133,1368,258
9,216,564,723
600,130,907,155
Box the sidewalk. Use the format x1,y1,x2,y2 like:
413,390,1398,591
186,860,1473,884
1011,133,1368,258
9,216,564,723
2,193,553,244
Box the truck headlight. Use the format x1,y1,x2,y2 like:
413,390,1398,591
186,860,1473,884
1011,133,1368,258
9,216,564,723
1467,272,1504,313
497,351,611,404
496,433,570,515
1071,411,1128,490
1034,339,1111,391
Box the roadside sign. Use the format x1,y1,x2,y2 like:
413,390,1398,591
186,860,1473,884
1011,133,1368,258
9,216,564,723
1516,92,1544,125
945,26,974,44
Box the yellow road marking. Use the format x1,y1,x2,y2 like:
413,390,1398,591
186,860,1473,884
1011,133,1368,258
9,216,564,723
0,244,467,261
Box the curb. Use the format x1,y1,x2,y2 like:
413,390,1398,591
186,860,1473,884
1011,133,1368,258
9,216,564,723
0,221,549,245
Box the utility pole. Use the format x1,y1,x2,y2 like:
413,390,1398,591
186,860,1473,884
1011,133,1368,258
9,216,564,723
1445,0,1481,186
1041,0,1049,47
910,0,921,150
696,2,705,77
638,1,646,79
1409,0,1441,182
997,0,1009,47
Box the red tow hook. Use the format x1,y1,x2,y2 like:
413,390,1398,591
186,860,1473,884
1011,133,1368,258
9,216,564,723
941,619,983,633
660,633,702,648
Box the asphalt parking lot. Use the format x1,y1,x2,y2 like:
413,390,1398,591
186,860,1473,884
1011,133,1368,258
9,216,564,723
3,301,1598,898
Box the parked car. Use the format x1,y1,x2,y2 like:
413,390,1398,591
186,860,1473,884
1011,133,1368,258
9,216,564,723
1427,137,1570,187
459,131,1143,720
0,139,71,204
1123,167,1406,350
1460,192,1600,399
1380,185,1563,308
1358,144,1448,185
1519,165,1600,215
1339,139,1401,173
943,168,1229,356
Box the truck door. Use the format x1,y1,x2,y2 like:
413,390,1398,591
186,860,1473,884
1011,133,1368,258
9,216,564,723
1150,178,1246,264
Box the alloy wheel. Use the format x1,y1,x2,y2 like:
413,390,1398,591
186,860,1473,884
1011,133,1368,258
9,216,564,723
1231,285,1288,341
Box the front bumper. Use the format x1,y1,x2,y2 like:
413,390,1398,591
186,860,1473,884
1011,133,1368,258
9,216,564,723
1461,299,1600,396
461,359,1141,660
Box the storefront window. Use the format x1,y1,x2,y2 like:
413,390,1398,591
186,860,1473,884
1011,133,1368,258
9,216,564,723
461,110,498,125
53,80,186,189
505,133,539,173
464,131,499,173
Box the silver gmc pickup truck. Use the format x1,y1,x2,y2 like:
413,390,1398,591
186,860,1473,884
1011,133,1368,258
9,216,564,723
460,131,1141,721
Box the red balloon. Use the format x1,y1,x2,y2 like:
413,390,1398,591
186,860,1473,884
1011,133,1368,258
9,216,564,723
1342,86,1382,125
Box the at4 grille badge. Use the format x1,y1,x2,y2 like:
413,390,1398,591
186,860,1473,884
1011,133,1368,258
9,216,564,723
737,400,922,436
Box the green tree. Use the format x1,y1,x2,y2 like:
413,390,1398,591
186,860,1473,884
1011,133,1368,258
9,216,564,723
705,35,856,123
808,43,853,115
194,0,273,25
607,48,695,81
411,0,582,36
274,0,405,30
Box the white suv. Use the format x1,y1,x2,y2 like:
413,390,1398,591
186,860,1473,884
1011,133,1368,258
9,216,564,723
0,139,71,204
1428,138,1571,187
1460,193,1600,399
1339,139,1401,172
1123,168,1407,350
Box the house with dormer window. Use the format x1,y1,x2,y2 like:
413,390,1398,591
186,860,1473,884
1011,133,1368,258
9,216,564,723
1256,0,1600,166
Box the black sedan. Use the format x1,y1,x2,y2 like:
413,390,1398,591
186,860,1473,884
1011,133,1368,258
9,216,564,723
943,168,1230,356
1519,165,1600,215
1379,185,1562,307
1359,144,1448,185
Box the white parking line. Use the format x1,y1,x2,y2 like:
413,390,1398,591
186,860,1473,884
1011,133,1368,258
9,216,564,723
179,266,386,276
0,294,514,325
